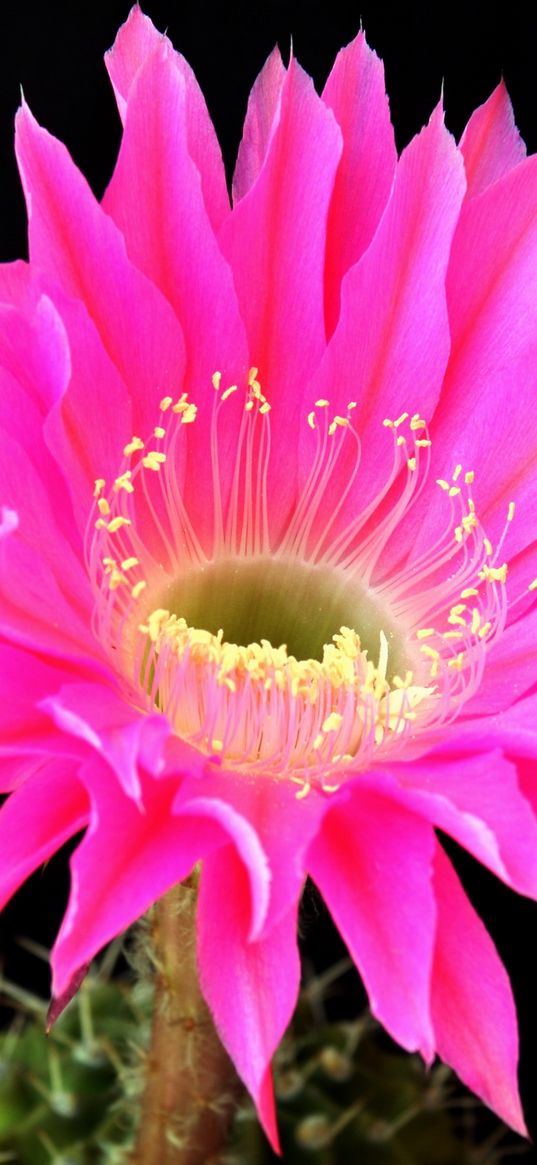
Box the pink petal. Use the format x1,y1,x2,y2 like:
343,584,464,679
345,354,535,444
431,845,526,1135
219,58,342,540
232,48,286,203
15,102,186,438
0,760,90,911
461,603,537,715
197,845,299,1151
51,759,270,999
0,431,98,662
302,105,465,554
388,748,537,897
308,784,436,1059
0,646,104,776
417,153,537,561
460,81,526,198
0,263,132,525
105,6,229,232
322,31,397,335
40,681,171,800
175,764,325,933
103,42,249,546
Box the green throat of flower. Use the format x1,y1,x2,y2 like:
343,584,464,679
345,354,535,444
155,555,410,677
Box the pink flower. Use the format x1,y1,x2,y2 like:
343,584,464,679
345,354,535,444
1,6,536,1148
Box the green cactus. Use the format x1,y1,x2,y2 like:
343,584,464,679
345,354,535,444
0,944,530,1164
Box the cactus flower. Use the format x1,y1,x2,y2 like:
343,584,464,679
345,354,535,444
1,7,537,1149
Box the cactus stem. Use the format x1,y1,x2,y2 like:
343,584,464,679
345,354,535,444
129,874,242,1165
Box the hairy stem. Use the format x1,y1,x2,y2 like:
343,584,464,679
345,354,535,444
131,876,241,1165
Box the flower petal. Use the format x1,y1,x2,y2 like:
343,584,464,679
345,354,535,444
105,6,229,231
322,31,396,335
308,784,436,1059
0,760,89,911
103,40,249,546
176,765,325,933
51,759,270,1000
232,48,286,203
460,81,526,198
40,681,171,800
197,845,299,1152
419,153,537,560
299,106,465,558
15,102,186,437
219,57,342,539
431,845,526,1135
388,747,537,898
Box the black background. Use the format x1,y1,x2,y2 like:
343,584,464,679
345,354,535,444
1,0,537,1154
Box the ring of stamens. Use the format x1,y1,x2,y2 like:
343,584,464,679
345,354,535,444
86,368,522,796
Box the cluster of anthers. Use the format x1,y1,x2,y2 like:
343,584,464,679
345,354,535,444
86,367,522,796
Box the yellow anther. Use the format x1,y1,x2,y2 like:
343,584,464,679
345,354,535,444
123,436,144,457
471,608,481,635
415,439,431,448
396,435,406,447
420,644,440,660
410,415,426,430
462,513,478,534
97,497,110,516
529,578,537,592
451,603,467,615
454,526,463,543
131,580,147,599
407,457,417,471
443,630,463,640
245,400,254,412
121,556,139,571
322,712,343,733
94,478,105,497
247,367,259,386
436,479,450,491
307,411,316,429
154,426,166,439
315,398,330,408
260,401,271,415
393,412,409,428
171,393,189,413
113,471,134,493
484,537,493,557
109,568,127,591
221,384,238,401
464,470,475,484
508,501,516,522
295,782,311,800
382,418,394,428
448,653,465,671
479,563,508,584
142,451,167,471
313,733,324,751
347,401,357,410
448,486,461,497
94,518,107,529
181,404,198,424
478,622,492,639
416,628,435,640
452,463,462,481
211,371,222,391
159,395,173,411
460,587,479,599
107,516,132,533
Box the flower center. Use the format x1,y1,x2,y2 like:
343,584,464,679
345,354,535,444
87,368,514,792
154,554,411,672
